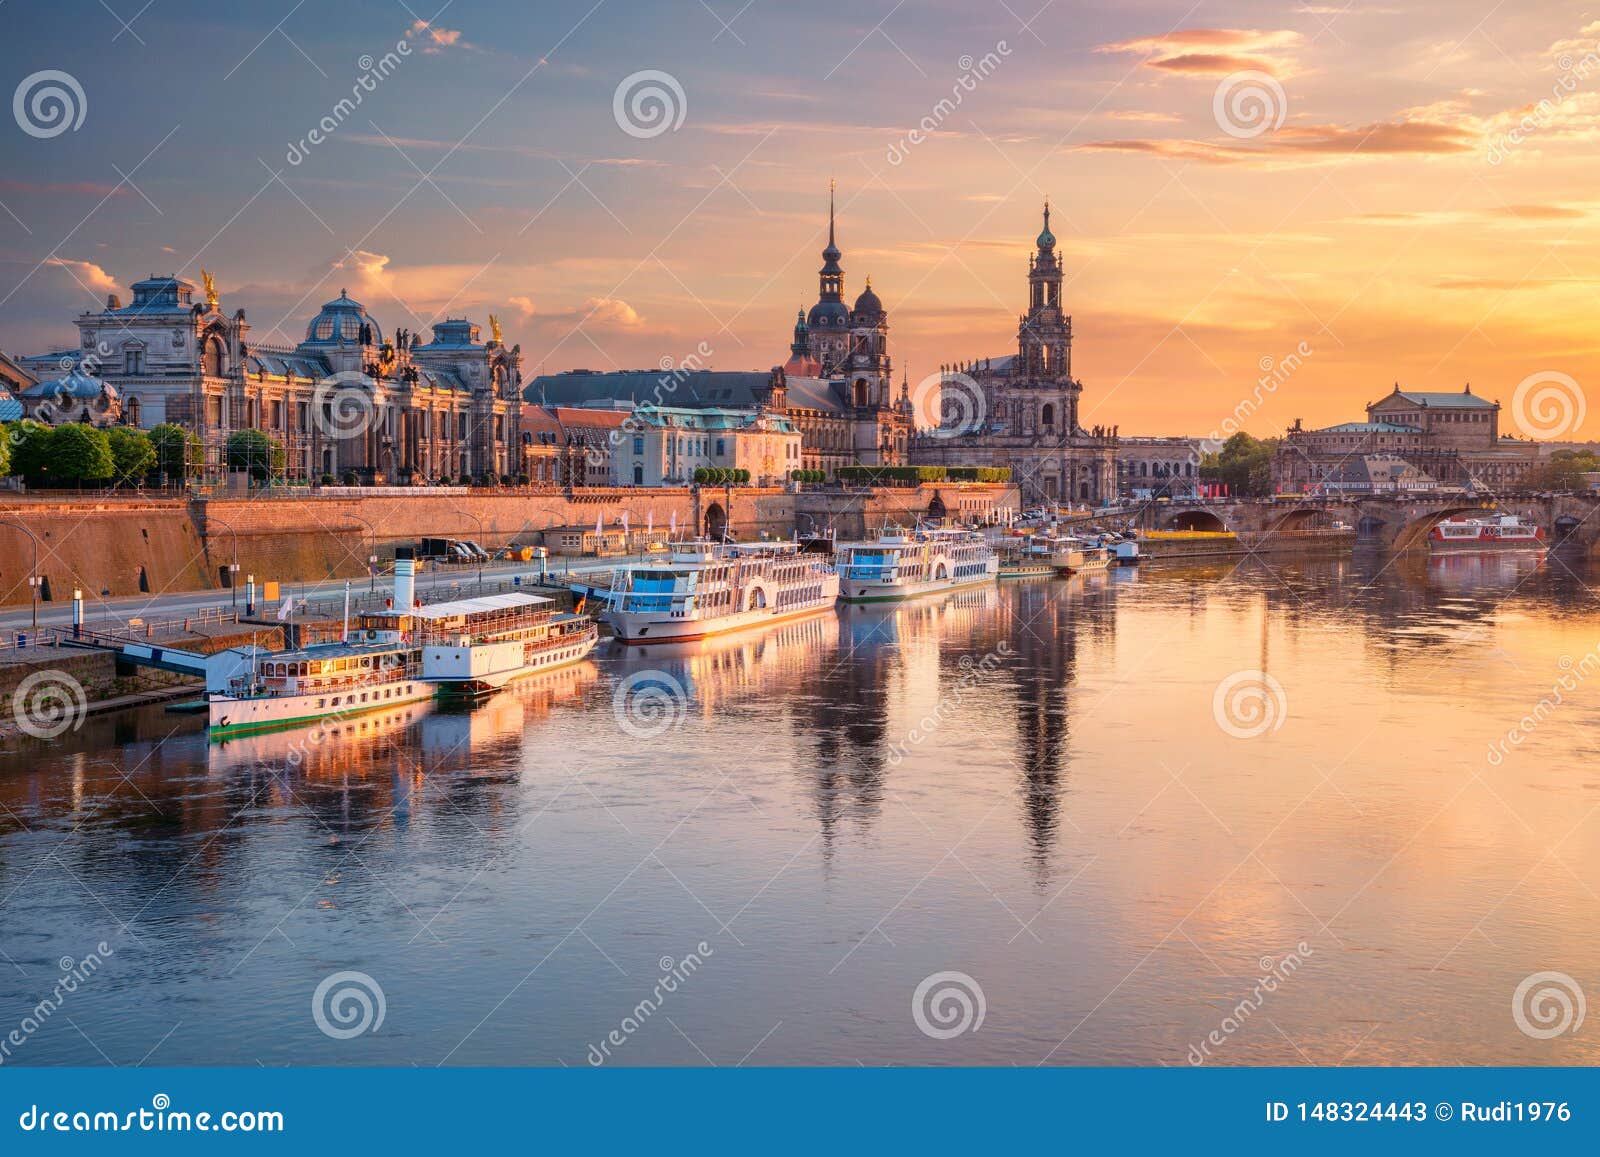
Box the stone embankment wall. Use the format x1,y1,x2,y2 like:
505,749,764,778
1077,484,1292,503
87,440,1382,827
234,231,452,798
0,485,1004,607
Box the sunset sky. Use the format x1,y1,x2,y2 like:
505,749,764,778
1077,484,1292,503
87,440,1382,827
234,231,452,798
4,0,1600,438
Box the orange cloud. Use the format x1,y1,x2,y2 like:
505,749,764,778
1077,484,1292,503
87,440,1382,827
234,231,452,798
1096,28,1307,76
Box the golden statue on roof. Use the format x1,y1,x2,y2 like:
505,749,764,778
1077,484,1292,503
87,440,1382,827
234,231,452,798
488,314,503,344
200,269,218,308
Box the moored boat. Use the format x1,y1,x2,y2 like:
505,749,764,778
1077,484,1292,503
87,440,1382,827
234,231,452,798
1428,514,1546,553
604,540,840,643
207,638,429,739
406,593,598,696
835,527,999,601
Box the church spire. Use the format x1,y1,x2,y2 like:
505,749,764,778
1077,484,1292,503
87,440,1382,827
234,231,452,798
819,180,843,302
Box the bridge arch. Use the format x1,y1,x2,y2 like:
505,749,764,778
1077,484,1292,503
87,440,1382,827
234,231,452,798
1160,508,1229,533
1385,504,1497,551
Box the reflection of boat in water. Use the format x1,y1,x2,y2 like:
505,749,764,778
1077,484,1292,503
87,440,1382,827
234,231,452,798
207,697,435,773
1424,549,1545,589
612,612,839,711
604,540,840,643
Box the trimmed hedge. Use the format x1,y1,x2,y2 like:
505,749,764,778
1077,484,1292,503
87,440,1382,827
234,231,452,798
836,465,1011,485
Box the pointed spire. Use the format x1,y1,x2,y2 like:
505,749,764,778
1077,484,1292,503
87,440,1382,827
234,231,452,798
828,177,836,249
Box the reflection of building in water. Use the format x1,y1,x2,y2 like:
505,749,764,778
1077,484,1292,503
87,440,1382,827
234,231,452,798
804,586,1005,856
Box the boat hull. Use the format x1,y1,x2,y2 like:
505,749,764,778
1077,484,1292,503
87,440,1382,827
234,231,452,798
208,678,433,739
429,632,599,694
1428,538,1547,553
606,595,837,644
838,565,998,603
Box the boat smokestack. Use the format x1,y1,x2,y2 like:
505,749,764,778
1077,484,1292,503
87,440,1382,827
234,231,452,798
394,547,416,610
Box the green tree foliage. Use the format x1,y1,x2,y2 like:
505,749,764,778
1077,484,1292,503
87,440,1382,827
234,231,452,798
836,465,1011,485
7,422,53,483
106,427,156,486
149,423,203,483
49,424,116,485
1527,449,1600,491
1198,432,1278,496
225,429,285,482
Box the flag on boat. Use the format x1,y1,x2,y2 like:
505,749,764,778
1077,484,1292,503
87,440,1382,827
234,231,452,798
276,595,295,622
622,511,630,536
594,513,603,545
670,509,678,536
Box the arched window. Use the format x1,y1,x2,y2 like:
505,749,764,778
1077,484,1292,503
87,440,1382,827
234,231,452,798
1041,403,1055,429
853,379,868,408
202,337,225,377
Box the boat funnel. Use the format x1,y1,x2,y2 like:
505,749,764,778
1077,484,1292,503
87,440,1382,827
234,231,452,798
394,546,416,610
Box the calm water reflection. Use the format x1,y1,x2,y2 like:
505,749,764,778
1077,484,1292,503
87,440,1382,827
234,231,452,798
3,550,1599,1066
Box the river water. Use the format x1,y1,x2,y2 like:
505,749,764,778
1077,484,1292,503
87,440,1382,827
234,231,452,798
2,550,1599,1067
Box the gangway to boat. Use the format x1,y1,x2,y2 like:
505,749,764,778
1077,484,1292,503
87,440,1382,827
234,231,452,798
54,626,215,678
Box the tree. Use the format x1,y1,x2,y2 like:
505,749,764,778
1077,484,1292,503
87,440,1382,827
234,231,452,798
0,425,9,478
149,423,202,483
1199,432,1277,496
49,424,115,485
7,422,51,483
1527,449,1600,491
225,429,285,482
106,427,155,486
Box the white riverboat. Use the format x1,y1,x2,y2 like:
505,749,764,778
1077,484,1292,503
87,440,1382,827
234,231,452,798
408,593,598,696
1428,514,1547,553
835,527,999,602
603,540,840,644
208,637,430,739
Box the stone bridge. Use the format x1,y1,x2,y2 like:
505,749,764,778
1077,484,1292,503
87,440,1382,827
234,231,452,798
1140,494,1600,552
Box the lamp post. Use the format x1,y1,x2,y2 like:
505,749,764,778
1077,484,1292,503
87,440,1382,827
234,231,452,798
459,510,487,586
0,520,41,629
209,515,241,608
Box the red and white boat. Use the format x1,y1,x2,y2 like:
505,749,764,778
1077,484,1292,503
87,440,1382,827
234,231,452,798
1428,514,1546,553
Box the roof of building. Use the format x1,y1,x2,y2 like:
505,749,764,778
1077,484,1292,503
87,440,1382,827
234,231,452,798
1326,454,1432,486
0,385,21,422
525,369,773,409
21,366,114,401
1376,385,1497,409
303,289,381,346
548,406,631,429
244,349,333,380
413,319,481,350
1316,421,1421,434
627,405,797,433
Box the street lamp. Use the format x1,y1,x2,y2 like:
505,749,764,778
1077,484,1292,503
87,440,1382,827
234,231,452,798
0,519,41,629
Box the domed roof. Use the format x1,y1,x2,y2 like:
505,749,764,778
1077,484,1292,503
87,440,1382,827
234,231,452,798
1036,200,1056,250
24,366,114,402
807,300,849,328
304,289,382,346
852,276,882,317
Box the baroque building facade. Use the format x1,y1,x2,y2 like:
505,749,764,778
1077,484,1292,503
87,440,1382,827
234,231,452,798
1272,385,1541,493
15,275,521,483
910,204,1119,505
